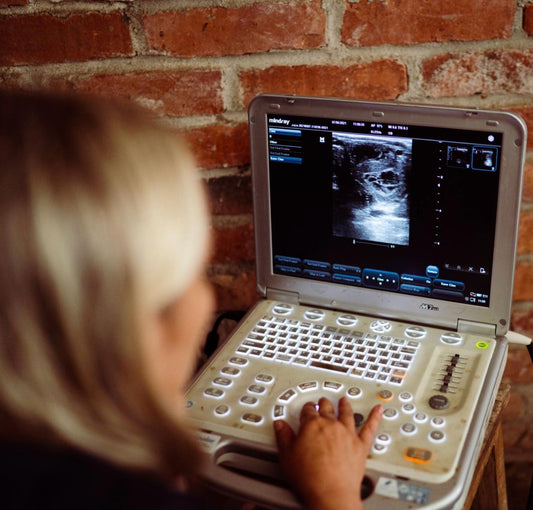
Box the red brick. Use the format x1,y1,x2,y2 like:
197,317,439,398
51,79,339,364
208,268,258,312
422,50,533,98
182,123,249,170
206,175,253,216
524,4,533,35
501,389,525,421
342,0,514,47
502,421,527,449
75,71,223,117
513,261,533,301
211,223,255,265
0,12,133,66
511,308,533,339
240,61,407,107
522,160,533,203
502,344,533,384
517,211,533,255
0,0,28,5
143,0,325,58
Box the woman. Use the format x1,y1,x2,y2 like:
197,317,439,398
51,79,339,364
0,90,382,510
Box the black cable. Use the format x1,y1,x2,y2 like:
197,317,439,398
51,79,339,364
203,310,246,358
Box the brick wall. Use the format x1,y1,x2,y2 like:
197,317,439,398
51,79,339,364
1,0,533,462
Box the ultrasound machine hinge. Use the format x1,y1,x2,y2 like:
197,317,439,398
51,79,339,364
457,319,496,337
266,288,300,304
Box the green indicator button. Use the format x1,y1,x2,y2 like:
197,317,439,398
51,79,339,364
476,341,489,349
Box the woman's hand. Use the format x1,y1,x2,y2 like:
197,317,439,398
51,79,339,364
274,397,383,510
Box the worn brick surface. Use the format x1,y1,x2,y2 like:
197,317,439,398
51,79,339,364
524,4,533,35
0,12,133,65
240,61,407,106
342,0,514,47
183,123,249,170
517,211,533,255
206,175,253,216
211,223,255,265
502,343,533,384
0,0,28,5
522,160,533,203
75,71,223,117
422,50,533,98
514,261,533,301
144,0,325,58
209,268,258,312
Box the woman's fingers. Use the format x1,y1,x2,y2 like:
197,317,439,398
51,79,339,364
358,404,384,449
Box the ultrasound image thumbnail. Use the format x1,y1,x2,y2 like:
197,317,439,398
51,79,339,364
332,134,412,246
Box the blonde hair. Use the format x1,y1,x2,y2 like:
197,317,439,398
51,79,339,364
0,90,209,480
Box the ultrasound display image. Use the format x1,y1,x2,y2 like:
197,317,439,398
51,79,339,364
332,133,412,246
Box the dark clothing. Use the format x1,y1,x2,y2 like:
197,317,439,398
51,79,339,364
0,443,208,510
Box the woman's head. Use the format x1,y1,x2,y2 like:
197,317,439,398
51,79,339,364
0,90,212,478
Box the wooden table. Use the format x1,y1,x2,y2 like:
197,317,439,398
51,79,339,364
461,383,510,510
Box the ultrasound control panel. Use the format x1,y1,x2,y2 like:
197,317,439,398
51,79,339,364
186,300,496,488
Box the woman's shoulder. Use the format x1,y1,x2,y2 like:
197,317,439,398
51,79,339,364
0,442,207,510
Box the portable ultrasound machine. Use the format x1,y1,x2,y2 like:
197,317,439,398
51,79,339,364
185,94,529,509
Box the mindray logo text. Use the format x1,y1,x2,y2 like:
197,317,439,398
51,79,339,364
269,118,290,125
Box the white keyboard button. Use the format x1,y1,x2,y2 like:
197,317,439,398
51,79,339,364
273,405,286,419
221,366,241,377
401,403,416,414
214,404,230,417
323,381,343,392
255,373,274,384
298,381,318,392
229,357,249,367
204,387,224,399
278,389,297,403
241,413,264,425
240,395,259,406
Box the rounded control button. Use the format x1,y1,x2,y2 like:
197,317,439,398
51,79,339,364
255,373,274,384
378,390,394,401
383,407,399,420
399,391,413,402
370,319,392,333
431,417,446,428
241,413,264,425
372,443,387,454
272,303,294,315
400,422,418,436
304,309,326,321
429,430,446,443
347,386,363,398
240,395,259,406
404,326,427,339
429,394,450,410
336,314,358,327
376,433,392,445
401,403,416,414
440,332,463,345
414,412,428,424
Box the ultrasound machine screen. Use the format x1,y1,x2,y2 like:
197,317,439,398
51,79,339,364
268,114,502,308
